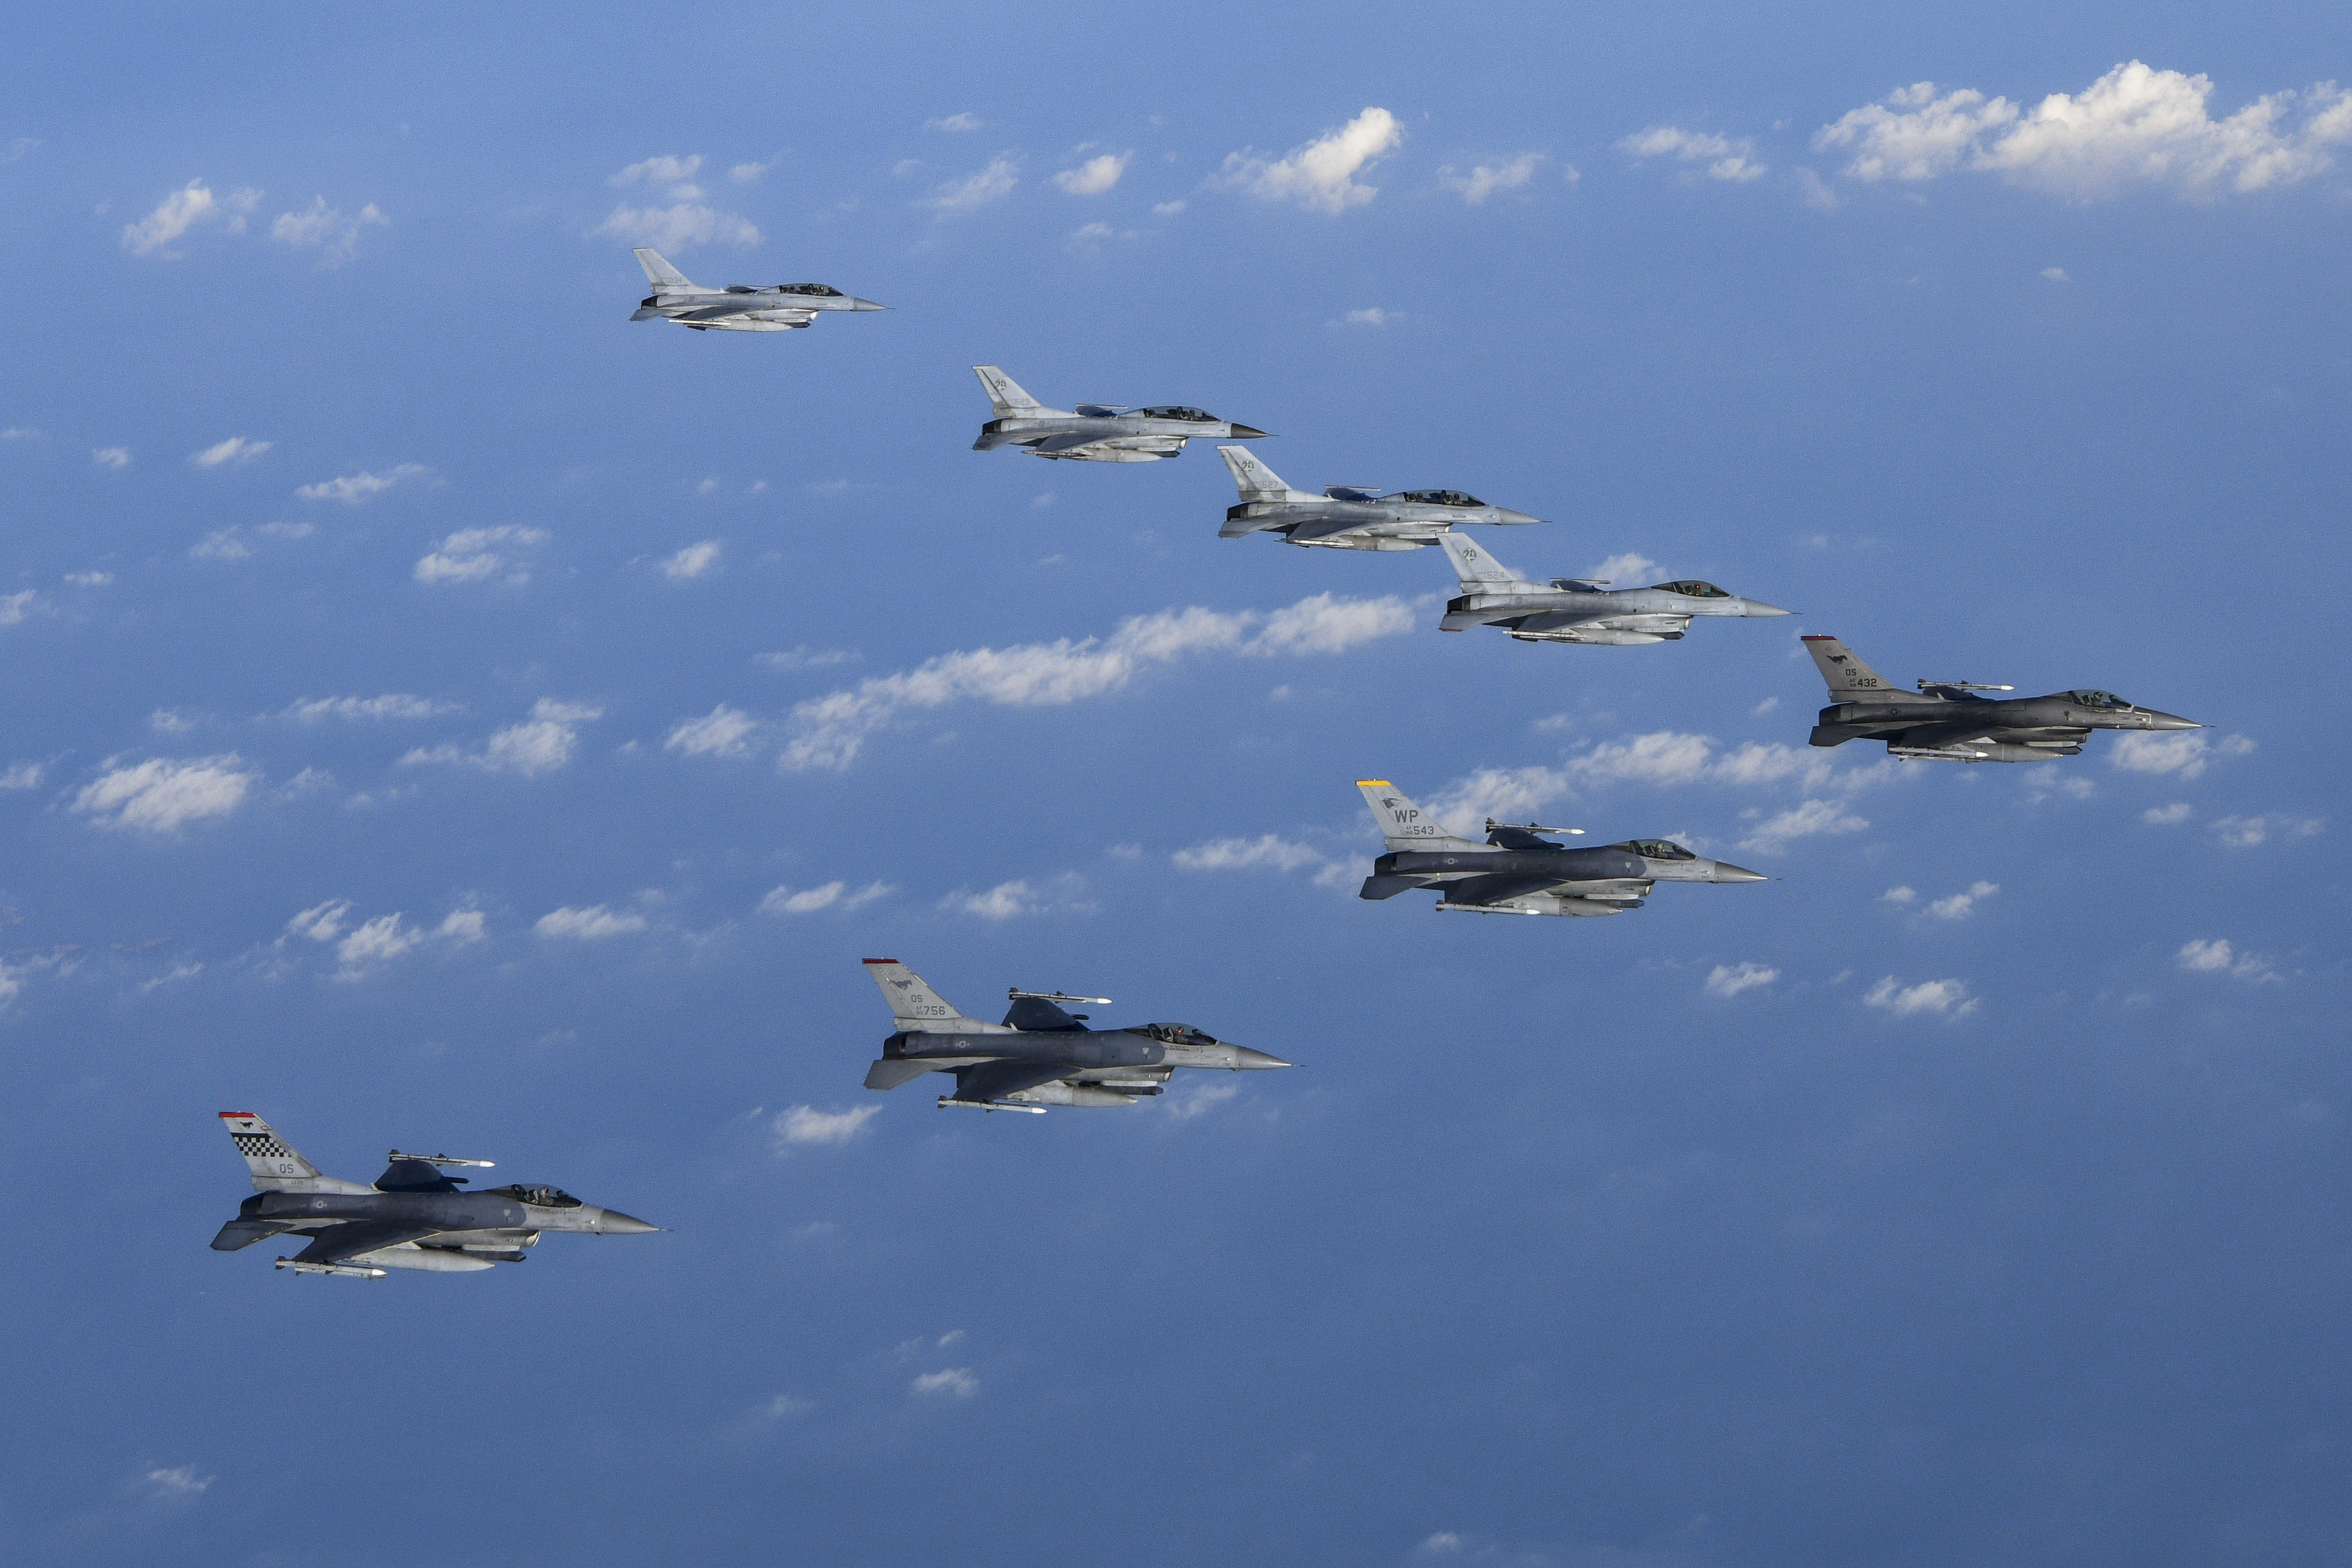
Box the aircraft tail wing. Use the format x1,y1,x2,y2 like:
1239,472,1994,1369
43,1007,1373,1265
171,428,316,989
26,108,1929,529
219,1113,329,1191
1355,779,1485,852
1218,445,1314,503
973,366,1048,416
1802,635,1901,700
1439,531,1523,588
863,959,976,1027
634,248,694,291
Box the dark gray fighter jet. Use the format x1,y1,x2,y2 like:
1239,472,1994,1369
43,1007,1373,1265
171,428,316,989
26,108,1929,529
971,367,1265,462
860,960,1289,1113
1438,533,1787,644
210,1113,658,1279
1803,635,2200,762
629,247,883,331
1218,447,1542,549
1355,780,1766,916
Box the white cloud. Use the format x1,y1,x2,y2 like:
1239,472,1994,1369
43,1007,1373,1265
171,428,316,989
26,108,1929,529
91,446,130,468
149,708,195,735
773,1104,881,1146
400,698,601,777
660,540,720,580
1165,1082,1239,1120
2,137,40,163
910,1368,979,1398
920,157,1019,217
1881,886,1917,904
142,1465,212,1500
1173,835,1325,873
64,571,113,586
2210,813,2324,848
1052,153,1129,195
1814,63,2352,199
285,898,352,943
1618,126,1767,181
781,593,1413,771
0,762,43,789
534,904,647,940
1419,1533,1464,1556
436,909,486,944
942,880,1042,921
1706,961,1779,998
1153,199,1187,216
1740,798,1868,854
413,524,547,585
279,694,454,722
190,531,248,561
1340,307,1393,327
758,880,892,916
1437,153,1546,202
728,158,775,184
122,180,259,256
665,704,758,758
296,463,426,503
140,960,203,994
2177,937,2275,980
594,202,759,252
0,589,37,625
756,646,857,671
1218,107,1403,214
2110,731,2252,779
926,113,982,133
190,436,269,469
335,913,420,972
611,155,702,188
1585,551,1656,585
71,755,257,833
1423,733,1884,831
2142,802,2193,824
1928,880,1999,919
1863,976,1977,1017
1795,167,1842,210
2042,266,2072,281
270,196,387,264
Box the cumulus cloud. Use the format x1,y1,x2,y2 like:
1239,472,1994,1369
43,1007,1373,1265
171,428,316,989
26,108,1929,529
270,196,388,264
758,880,892,915
1928,880,1999,919
1863,976,1977,1018
2177,937,2275,980
781,592,1413,771
612,155,703,189
414,524,547,585
1706,961,1779,998
1172,834,1326,873
400,698,601,776
0,589,38,626
1882,885,1917,904
1437,153,1547,202
1165,1081,1240,1120
1339,307,1393,327
141,1466,212,1500
1740,798,1869,854
71,755,257,833
534,904,647,940
1814,63,2352,199
279,694,454,722
91,446,130,468
122,180,258,256
773,1104,881,1146
0,762,43,789
1585,551,1656,586
665,704,758,758
1218,107,1403,214
2142,802,2193,825
285,898,353,943
728,158,775,184
940,880,1045,921
2210,813,2324,848
2110,731,2252,779
910,1368,979,1398
190,436,269,468
297,464,426,503
595,156,757,250
1618,126,1767,181
660,540,720,580
926,113,982,133
920,157,1019,216
1052,152,1129,195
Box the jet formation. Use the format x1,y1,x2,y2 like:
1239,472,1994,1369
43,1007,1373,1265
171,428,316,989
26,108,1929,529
1802,636,2200,762
1216,447,1542,550
210,1113,657,1279
971,366,1265,462
860,960,1289,1112
1356,781,1766,917
629,248,883,331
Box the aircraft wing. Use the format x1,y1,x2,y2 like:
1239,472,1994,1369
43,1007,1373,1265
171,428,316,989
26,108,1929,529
949,1060,1075,1103
1447,872,1651,906
1283,513,1380,543
288,1222,446,1265
673,300,818,325
1513,609,1693,636
210,1219,299,1252
1029,431,1111,454
1901,720,2091,752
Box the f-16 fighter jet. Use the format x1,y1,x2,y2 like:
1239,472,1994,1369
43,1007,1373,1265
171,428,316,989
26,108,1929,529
1218,447,1542,549
861,959,1289,1113
209,1113,658,1279
970,366,1266,462
1803,636,2200,762
1355,780,1766,917
1437,533,1788,644
629,248,883,331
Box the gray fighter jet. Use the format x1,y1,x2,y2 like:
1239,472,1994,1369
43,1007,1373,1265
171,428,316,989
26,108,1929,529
1218,447,1542,549
1803,635,2200,762
1437,533,1788,644
860,960,1289,1113
971,367,1265,462
629,248,882,331
1355,781,1767,916
208,1113,658,1279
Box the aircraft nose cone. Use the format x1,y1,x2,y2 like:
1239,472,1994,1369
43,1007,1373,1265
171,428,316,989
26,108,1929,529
2145,710,2202,730
1710,860,1771,883
596,1209,661,1235
1497,509,1543,526
851,298,886,311
1741,600,1794,617
1226,424,1269,439
1233,1048,1292,1070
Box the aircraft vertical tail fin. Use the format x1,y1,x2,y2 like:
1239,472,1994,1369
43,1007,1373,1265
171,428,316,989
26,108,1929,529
1355,780,1486,852
1801,636,1899,699
1439,531,1524,588
863,960,978,1027
972,366,1047,417
219,1113,329,1191
633,248,696,291
1218,446,1314,503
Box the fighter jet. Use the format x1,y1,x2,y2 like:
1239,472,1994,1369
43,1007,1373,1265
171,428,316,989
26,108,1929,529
1436,533,1788,644
970,367,1265,462
1355,781,1767,917
1217,447,1542,549
629,248,882,331
208,1113,658,1279
1803,635,2200,762
860,959,1289,1113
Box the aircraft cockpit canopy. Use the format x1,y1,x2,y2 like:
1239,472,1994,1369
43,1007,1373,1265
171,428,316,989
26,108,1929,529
1141,1022,1220,1047
1612,839,1696,860
490,1184,582,1209
1134,405,1216,422
1655,580,1730,598
1392,489,1482,508
774,283,843,296
2067,689,2131,710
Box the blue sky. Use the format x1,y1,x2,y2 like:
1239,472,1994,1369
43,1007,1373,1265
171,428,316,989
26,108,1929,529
4,5,2349,1565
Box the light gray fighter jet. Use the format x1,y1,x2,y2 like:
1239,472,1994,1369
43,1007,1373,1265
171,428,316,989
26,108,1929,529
1803,636,2200,762
209,1113,658,1279
860,960,1289,1112
629,248,882,331
1217,447,1542,549
971,367,1266,462
1355,781,1766,917
1437,533,1788,644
